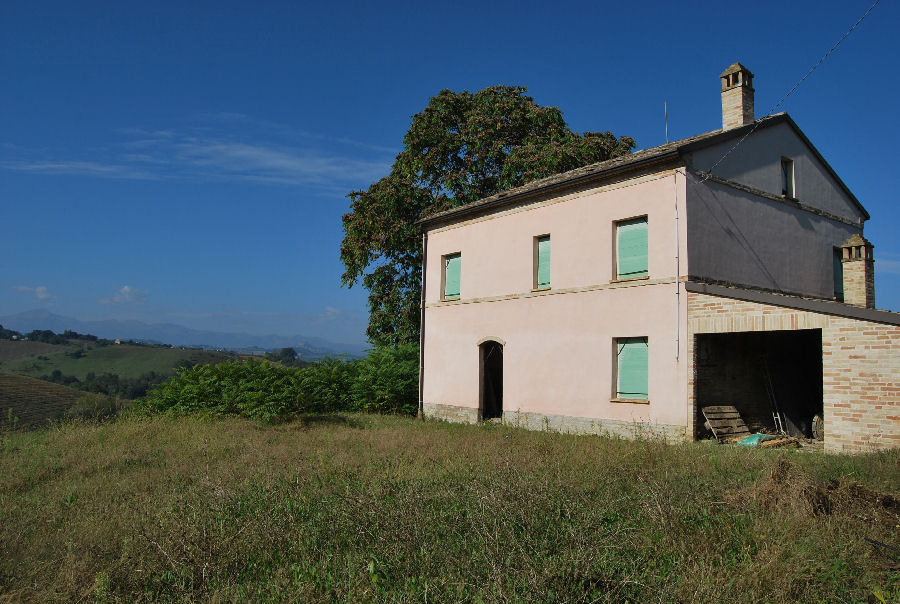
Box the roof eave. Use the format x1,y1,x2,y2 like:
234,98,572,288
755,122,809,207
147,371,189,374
418,112,869,229
417,149,682,229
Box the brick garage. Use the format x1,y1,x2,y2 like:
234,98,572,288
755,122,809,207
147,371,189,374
686,282,900,453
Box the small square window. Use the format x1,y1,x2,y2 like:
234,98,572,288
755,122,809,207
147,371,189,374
616,217,648,280
534,235,550,289
781,157,795,198
442,253,460,300
615,337,648,400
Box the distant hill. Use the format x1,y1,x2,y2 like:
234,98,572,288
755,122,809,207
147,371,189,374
0,310,366,359
0,340,236,381
0,340,73,362
0,372,85,430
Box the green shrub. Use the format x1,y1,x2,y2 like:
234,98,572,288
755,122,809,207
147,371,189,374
137,360,304,422
296,356,357,412
137,345,419,420
65,393,125,421
349,343,418,414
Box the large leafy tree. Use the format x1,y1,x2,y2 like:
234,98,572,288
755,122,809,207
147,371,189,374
341,86,635,345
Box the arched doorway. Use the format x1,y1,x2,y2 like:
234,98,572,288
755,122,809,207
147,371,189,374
479,340,503,420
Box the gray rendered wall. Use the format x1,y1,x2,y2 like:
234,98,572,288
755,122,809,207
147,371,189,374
687,121,864,221
684,121,865,299
685,178,859,298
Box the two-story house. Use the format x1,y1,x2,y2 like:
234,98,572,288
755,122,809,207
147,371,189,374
417,63,899,453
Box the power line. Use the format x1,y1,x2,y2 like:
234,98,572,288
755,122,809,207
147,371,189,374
701,0,881,181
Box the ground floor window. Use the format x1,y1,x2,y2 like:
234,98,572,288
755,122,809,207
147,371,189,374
615,337,648,399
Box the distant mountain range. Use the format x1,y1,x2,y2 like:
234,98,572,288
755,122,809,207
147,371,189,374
0,310,367,359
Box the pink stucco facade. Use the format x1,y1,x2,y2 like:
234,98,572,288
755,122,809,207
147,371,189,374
422,168,691,437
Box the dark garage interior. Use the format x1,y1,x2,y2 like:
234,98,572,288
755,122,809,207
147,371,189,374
695,329,823,439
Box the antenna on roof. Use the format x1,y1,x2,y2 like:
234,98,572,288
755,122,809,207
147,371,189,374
664,101,669,144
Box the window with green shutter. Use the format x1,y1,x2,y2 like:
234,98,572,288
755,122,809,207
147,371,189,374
616,337,648,399
616,217,648,279
443,253,460,299
833,247,844,301
535,235,550,289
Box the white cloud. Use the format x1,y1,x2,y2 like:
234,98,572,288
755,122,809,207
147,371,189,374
171,139,389,186
1,118,393,190
13,285,53,301
0,160,153,180
100,285,148,305
311,306,342,325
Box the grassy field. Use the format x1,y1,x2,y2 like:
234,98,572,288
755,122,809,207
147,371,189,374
0,372,86,430
0,341,235,380
1,414,897,602
0,341,74,362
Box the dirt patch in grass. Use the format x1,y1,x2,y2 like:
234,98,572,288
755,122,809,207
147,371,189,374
727,457,900,576
728,457,900,527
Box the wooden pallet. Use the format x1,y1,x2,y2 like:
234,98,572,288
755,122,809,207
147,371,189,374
701,405,752,443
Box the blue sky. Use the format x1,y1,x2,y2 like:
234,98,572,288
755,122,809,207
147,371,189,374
1,0,897,347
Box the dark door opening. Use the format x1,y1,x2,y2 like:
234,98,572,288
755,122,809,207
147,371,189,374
480,341,503,420
695,329,823,439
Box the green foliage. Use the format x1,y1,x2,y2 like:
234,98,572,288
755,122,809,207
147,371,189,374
43,369,170,400
65,348,85,359
295,356,357,412
0,324,22,340
349,343,418,414
263,347,310,368
137,360,305,422
26,329,69,345
62,330,99,342
64,393,125,421
341,86,635,345
137,344,419,420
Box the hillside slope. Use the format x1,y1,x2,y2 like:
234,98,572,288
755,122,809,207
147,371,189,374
0,372,84,429
0,340,75,362
0,341,236,380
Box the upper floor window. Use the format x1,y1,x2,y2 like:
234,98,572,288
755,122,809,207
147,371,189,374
534,235,551,289
781,157,795,198
442,253,461,300
833,247,844,301
616,217,648,280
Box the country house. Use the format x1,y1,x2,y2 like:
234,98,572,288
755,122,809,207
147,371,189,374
417,63,899,453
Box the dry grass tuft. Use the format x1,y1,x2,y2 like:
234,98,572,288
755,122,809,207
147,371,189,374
729,457,900,528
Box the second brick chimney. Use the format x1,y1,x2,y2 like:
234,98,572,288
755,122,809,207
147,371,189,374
720,62,755,130
841,234,875,308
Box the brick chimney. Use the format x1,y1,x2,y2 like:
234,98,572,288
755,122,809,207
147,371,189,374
720,62,754,130
841,234,875,308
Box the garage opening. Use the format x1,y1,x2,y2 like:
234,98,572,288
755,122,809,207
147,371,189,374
695,329,823,439
479,341,503,420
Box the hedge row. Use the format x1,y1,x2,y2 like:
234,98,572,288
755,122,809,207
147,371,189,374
136,344,418,421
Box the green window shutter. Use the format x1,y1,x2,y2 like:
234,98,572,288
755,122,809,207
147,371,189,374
833,248,843,299
617,337,648,399
617,218,648,279
444,254,460,299
537,236,551,288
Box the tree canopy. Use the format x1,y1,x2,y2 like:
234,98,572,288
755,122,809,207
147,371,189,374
341,86,635,345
